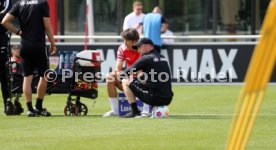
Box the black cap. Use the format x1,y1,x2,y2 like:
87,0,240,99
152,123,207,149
132,38,154,49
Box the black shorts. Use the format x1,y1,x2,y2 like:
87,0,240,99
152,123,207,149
129,79,167,106
20,40,49,77
0,44,8,79
0,44,9,103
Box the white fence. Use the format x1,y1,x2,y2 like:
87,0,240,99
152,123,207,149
10,35,261,45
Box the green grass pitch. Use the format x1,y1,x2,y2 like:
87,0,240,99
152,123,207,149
0,85,275,150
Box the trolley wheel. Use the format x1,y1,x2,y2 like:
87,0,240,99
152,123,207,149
13,98,24,115
77,103,88,116
5,101,14,116
64,103,78,116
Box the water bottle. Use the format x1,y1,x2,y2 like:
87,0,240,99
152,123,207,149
59,51,65,73
64,52,70,69
69,51,76,69
72,51,79,68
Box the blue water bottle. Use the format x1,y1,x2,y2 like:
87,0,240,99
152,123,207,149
64,51,70,69
69,51,75,69
71,51,78,69
59,51,65,74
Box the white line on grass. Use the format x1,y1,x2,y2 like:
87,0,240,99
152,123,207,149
171,114,276,117
93,113,276,117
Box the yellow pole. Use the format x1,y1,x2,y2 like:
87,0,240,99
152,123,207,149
225,0,276,149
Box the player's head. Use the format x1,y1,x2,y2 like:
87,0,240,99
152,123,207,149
161,22,169,33
121,28,140,51
133,1,143,15
132,38,154,54
152,6,162,14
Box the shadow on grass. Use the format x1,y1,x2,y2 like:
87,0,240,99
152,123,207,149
21,114,276,120
50,114,103,118
169,114,231,120
49,114,230,120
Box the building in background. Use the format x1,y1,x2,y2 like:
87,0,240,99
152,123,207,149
11,0,271,36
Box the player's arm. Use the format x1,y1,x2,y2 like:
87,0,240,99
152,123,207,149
121,56,148,76
110,60,124,76
41,1,56,55
1,13,21,35
116,60,124,72
133,22,142,30
43,17,56,54
116,45,126,73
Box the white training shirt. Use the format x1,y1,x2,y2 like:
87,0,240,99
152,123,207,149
123,12,145,33
162,29,175,44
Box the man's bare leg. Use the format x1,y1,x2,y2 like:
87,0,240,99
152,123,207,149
103,73,122,116
35,77,47,110
121,78,140,117
23,75,37,116
122,78,136,103
23,75,33,103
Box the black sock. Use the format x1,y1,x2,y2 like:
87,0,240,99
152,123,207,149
26,102,34,112
130,102,140,114
35,98,43,110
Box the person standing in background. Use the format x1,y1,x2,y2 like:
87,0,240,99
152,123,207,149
2,0,57,117
151,6,174,44
123,1,145,35
161,23,175,44
142,6,167,53
0,0,11,115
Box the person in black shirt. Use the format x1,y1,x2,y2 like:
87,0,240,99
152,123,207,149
1,0,57,117
0,0,11,114
120,38,174,118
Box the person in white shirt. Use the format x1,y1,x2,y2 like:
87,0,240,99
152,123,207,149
123,1,144,34
162,23,175,44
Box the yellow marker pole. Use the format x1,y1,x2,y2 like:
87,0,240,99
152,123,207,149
225,4,275,148
235,15,276,149
225,0,276,150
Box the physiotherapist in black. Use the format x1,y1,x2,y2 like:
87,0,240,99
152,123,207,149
121,38,174,118
1,0,57,117
0,0,11,114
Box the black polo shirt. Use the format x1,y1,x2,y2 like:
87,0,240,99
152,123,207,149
9,0,49,42
122,49,174,101
0,13,8,44
0,0,12,44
